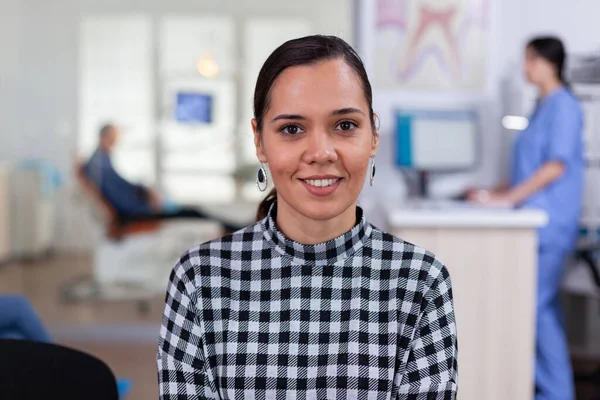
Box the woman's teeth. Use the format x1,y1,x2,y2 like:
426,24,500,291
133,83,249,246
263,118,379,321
304,178,339,187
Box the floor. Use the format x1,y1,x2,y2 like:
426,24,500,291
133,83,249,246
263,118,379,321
0,253,164,400
1,253,600,399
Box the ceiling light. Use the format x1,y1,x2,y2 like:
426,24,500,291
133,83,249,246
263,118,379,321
502,115,529,130
197,55,219,78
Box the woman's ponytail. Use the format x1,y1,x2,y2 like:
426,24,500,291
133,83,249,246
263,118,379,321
256,187,277,221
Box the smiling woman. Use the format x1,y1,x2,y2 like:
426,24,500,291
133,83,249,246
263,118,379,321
157,35,458,400
252,56,378,244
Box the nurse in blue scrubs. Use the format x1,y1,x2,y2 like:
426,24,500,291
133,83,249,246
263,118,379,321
470,36,583,400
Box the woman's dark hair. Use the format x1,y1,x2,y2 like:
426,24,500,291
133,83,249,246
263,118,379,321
254,35,375,221
527,36,569,86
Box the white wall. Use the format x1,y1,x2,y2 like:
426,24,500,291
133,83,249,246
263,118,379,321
10,0,352,180
506,0,600,56
0,0,22,160
5,0,352,252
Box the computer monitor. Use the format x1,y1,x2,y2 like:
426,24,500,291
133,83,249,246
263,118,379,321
175,91,213,124
395,109,478,196
395,109,478,170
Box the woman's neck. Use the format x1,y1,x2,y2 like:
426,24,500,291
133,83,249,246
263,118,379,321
539,78,563,98
275,201,357,245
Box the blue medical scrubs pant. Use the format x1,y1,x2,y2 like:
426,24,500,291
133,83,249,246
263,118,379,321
535,248,574,400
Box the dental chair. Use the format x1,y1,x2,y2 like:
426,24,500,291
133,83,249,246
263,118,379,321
74,160,161,241
66,160,222,302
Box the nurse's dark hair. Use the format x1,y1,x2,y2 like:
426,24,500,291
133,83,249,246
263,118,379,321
253,35,375,221
527,36,569,87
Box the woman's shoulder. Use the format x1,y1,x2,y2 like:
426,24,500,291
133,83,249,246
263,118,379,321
548,87,583,114
368,224,451,287
172,221,264,274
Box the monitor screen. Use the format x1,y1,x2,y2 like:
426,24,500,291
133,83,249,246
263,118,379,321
175,92,213,124
395,109,477,171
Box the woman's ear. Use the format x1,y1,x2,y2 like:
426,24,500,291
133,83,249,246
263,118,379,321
370,129,380,157
370,113,380,157
252,118,267,163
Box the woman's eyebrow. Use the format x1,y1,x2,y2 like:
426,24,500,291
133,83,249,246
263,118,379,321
271,114,306,122
271,108,365,123
332,107,365,116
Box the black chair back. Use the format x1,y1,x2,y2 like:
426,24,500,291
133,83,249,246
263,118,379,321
0,339,119,399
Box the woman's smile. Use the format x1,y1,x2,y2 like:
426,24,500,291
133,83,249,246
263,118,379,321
299,176,343,196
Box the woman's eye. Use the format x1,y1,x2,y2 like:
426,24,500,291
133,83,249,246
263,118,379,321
281,124,302,135
336,121,357,131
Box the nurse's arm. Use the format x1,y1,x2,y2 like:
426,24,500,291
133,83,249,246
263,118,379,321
506,161,566,205
492,178,510,193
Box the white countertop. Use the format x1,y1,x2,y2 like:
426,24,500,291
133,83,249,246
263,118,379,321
387,200,548,228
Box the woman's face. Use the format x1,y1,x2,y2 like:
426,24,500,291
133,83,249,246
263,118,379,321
523,46,557,86
253,59,378,222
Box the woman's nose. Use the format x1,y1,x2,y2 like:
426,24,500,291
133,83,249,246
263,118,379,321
303,129,338,164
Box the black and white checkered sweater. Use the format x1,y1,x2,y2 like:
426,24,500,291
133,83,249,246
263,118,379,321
157,206,458,399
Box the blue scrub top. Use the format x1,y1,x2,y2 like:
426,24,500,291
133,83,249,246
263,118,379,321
510,86,584,251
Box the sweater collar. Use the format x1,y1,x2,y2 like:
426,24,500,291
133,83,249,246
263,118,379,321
261,203,371,266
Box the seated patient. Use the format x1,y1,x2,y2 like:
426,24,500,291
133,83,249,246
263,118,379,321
84,124,242,232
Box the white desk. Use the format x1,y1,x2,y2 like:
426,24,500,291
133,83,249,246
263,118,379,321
386,202,547,400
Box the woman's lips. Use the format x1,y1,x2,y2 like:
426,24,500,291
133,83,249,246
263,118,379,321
300,177,342,196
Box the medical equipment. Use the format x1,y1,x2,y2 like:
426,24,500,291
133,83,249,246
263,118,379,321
568,52,600,84
66,162,224,306
175,91,213,124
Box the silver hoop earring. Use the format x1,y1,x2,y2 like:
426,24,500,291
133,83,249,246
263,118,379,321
369,157,376,186
256,164,268,192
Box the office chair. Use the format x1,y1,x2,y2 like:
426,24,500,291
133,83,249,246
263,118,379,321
568,241,600,396
574,242,600,289
0,339,119,400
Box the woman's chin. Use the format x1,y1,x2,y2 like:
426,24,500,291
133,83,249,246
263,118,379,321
292,197,356,222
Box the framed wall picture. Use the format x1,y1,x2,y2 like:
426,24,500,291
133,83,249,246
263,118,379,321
355,0,492,92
